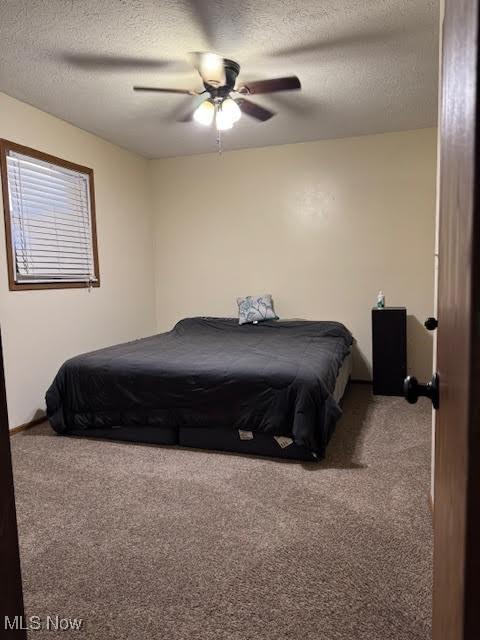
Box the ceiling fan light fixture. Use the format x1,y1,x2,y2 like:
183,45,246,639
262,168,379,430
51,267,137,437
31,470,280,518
133,53,300,130
199,52,225,85
215,107,234,131
193,99,215,126
221,98,242,123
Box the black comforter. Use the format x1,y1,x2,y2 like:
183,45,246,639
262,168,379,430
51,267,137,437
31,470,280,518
46,317,353,454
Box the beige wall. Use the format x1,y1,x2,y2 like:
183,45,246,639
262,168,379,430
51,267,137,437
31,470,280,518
150,128,437,381
0,92,156,428
0,94,436,429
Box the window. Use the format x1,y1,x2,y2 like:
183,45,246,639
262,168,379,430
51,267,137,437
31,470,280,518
0,140,99,290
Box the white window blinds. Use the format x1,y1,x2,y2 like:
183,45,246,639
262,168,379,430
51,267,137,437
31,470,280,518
5,149,97,285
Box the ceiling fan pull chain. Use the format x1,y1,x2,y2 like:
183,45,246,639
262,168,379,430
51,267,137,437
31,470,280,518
216,129,223,155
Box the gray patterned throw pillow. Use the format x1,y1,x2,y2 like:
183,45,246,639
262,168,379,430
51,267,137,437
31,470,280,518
237,294,278,325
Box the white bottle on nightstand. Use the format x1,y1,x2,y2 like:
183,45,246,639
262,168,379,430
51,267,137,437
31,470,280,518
376,291,385,309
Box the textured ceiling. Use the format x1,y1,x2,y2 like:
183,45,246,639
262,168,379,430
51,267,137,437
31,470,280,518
0,1,439,158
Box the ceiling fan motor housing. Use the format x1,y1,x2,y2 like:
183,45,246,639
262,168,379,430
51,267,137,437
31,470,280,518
204,59,240,98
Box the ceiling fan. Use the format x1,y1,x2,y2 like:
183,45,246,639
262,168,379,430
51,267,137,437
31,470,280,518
133,52,301,131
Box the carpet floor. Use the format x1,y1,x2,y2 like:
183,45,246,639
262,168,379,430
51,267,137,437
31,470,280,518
11,384,432,639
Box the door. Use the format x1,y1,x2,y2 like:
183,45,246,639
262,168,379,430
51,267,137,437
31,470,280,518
433,0,480,637
0,328,26,638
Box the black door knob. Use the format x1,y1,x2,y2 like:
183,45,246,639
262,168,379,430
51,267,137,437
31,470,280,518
403,373,439,409
424,317,438,331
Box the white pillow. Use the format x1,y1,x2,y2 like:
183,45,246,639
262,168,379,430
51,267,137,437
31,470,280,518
237,294,278,325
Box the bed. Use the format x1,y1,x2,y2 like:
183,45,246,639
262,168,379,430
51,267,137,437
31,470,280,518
46,317,353,461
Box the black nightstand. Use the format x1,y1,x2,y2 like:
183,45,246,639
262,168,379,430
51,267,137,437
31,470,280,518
372,307,407,396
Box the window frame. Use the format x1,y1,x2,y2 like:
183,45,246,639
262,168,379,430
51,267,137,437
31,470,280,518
0,139,100,291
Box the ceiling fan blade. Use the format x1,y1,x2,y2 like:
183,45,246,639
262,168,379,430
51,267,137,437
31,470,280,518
269,25,408,58
189,51,226,86
238,99,275,122
185,0,218,49
177,109,196,123
176,95,206,122
133,86,196,95
239,76,301,95
186,1,245,50
62,53,178,71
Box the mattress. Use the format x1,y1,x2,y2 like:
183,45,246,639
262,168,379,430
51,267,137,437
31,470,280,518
46,317,353,456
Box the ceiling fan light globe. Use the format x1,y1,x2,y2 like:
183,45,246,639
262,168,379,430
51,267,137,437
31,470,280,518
222,98,242,123
193,100,215,126
201,52,225,85
216,109,234,131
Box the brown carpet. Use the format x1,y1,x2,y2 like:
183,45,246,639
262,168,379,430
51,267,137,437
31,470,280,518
11,384,432,639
